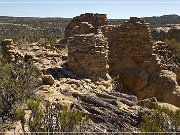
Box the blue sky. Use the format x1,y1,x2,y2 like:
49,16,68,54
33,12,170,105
0,0,180,19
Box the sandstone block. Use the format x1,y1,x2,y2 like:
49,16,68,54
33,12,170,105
140,70,178,101
121,67,149,92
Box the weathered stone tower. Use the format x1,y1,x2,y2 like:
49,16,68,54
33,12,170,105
102,17,159,75
66,13,110,81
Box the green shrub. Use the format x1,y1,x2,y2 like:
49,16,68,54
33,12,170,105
140,106,180,134
165,38,180,59
0,58,38,120
15,106,26,131
17,99,89,133
26,99,44,132
58,105,88,132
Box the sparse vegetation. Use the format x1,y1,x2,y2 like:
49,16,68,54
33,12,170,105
165,38,180,59
0,53,38,122
15,99,89,133
0,16,70,44
140,106,180,133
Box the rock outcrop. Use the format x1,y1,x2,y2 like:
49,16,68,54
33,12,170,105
121,67,149,92
139,70,178,97
67,14,110,81
41,75,55,86
141,70,180,107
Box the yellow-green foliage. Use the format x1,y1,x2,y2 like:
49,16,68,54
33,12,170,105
21,99,89,132
15,106,26,131
59,105,88,132
26,99,44,132
140,106,180,134
165,38,180,59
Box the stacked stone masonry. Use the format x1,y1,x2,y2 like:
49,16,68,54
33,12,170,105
65,13,108,39
67,14,109,81
102,17,159,75
1,39,23,62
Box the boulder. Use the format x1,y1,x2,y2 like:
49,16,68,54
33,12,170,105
42,75,55,85
140,70,178,102
163,86,180,107
137,97,158,109
121,67,149,92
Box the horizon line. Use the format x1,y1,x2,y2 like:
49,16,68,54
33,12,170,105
0,14,179,19
0,14,179,20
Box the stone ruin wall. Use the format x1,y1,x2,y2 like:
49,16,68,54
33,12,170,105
1,39,23,62
101,18,165,100
102,17,159,75
66,14,179,106
66,13,110,81
151,25,180,85
65,13,108,38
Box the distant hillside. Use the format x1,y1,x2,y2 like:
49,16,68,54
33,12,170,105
0,16,70,40
109,14,180,28
0,14,180,42
143,14,180,28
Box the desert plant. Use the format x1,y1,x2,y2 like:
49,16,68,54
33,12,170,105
26,98,44,132
15,106,26,131
0,57,38,121
140,106,180,134
20,99,89,133
165,38,180,59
